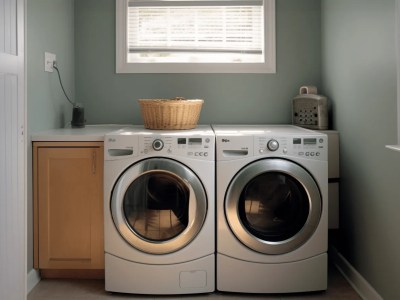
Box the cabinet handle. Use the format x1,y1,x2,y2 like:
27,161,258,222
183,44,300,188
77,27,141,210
92,151,97,174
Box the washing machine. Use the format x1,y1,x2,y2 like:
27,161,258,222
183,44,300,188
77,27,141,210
213,125,328,293
104,125,215,295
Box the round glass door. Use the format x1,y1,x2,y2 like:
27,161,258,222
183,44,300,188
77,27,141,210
225,159,322,255
111,158,207,254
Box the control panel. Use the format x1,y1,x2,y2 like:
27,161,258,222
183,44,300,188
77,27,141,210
104,127,215,161
255,135,327,161
138,135,214,160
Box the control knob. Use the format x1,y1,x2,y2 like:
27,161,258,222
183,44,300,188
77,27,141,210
152,139,164,151
267,139,279,151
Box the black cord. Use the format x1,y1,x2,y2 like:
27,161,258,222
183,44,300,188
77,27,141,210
53,63,75,107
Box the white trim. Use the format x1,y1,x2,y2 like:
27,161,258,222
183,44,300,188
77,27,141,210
116,0,276,73
116,0,128,74
386,144,400,152
129,0,264,6
27,269,40,294
23,0,28,297
330,246,383,300
397,0,400,142
0,0,27,299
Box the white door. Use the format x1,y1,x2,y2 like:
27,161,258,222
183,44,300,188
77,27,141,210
0,0,26,299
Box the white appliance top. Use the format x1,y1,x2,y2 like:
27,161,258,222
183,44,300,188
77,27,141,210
109,125,214,137
212,124,324,136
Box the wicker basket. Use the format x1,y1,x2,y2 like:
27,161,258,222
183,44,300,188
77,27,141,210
138,97,204,130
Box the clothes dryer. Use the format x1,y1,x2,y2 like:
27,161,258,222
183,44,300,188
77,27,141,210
213,125,328,293
104,126,215,294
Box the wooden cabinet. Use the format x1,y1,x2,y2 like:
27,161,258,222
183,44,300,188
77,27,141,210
33,142,104,277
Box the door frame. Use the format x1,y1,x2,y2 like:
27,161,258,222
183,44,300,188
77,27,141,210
0,0,27,299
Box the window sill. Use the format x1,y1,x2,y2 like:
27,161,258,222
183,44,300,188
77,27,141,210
386,145,400,152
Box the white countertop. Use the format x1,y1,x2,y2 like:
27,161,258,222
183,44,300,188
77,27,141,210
31,124,129,142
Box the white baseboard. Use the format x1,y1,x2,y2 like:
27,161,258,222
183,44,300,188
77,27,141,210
330,246,383,300
27,269,40,295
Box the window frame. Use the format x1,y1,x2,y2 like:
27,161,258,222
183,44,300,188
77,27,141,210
116,0,276,73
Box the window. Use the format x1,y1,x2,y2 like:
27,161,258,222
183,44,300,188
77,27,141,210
116,0,275,73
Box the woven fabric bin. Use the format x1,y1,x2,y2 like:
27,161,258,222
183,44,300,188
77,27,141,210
138,98,204,130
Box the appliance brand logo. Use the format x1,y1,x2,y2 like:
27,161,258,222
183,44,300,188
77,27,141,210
222,138,230,143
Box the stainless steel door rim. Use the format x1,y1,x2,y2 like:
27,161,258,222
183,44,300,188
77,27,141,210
225,158,322,255
111,158,207,254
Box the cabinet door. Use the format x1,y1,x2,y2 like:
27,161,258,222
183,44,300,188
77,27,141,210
34,142,104,270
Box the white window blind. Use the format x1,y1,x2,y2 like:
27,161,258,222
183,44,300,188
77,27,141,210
128,0,263,63
116,0,276,73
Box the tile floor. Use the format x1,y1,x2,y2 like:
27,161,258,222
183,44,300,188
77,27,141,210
28,264,361,300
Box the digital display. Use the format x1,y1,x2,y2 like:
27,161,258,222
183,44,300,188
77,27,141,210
177,138,186,145
293,138,301,145
188,138,202,145
303,138,317,145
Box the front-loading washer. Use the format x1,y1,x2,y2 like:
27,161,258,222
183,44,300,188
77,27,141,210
213,125,328,293
104,125,215,294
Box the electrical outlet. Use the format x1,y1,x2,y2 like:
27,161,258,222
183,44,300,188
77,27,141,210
44,52,56,72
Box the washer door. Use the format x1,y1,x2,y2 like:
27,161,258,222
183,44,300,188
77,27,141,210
111,158,207,254
225,158,322,255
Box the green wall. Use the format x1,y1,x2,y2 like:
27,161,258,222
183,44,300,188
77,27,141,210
28,0,75,132
27,0,75,271
321,0,400,298
74,0,322,125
